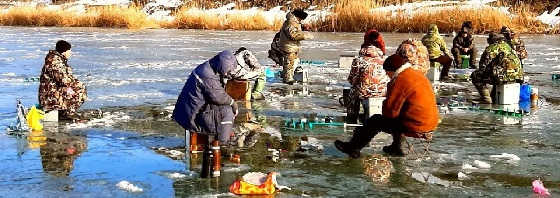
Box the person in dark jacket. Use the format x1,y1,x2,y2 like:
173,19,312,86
452,21,477,69
335,54,439,158
172,50,239,143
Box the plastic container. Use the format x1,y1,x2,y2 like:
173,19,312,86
496,83,520,105
519,84,531,102
460,55,470,69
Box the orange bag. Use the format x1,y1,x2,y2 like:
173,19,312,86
229,172,277,195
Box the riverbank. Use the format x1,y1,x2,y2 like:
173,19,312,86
0,0,559,33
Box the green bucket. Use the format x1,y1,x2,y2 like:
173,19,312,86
460,55,470,69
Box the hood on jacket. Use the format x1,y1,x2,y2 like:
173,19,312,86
362,29,386,54
428,24,439,35
46,50,68,63
209,50,237,78
359,46,384,58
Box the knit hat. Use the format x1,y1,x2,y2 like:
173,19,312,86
487,32,504,44
292,9,308,20
55,40,71,53
383,54,407,72
361,29,386,54
500,26,511,34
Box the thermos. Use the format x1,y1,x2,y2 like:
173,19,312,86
531,87,539,107
211,140,221,177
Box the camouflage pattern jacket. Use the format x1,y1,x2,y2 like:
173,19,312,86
421,25,449,59
508,36,528,60
348,46,390,99
397,39,430,74
277,12,306,54
479,41,523,83
39,50,87,113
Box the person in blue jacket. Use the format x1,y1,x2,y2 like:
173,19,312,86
172,50,239,143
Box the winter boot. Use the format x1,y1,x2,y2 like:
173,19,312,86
475,85,492,104
382,134,406,156
251,77,266,101
334,140,361,158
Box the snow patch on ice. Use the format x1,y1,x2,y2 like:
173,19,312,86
116,180,143,193
473,160,491,169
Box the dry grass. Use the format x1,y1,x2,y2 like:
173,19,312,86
164,6,282,30
0,6,156,28
0,0,557,33
311,0,551,34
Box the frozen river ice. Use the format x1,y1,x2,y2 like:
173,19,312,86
0,27,560,197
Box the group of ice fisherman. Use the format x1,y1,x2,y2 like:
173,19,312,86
37,9,530,178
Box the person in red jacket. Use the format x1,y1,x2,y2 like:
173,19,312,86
335,54,439,157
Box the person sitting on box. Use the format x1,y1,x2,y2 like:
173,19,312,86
233,47,266,101
422,24,454,81
452,21,478,69
470,33,523,104
335,54,439,157
39,40,87,121
345,29,390,124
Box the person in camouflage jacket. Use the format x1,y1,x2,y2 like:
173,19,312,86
470,33,523,103
396,39,430,75
452,21,478,69
501,26,528,62
39,40,87,119
422,24,453,80
346,45,390,123
276,9,313,84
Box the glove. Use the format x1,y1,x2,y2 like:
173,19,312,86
232,102,238,117
304,33,314,40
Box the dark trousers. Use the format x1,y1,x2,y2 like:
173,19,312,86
348,115,406,151
451,47,478,69
430,55,453,79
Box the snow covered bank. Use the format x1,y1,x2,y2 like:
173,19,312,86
537,7,560,27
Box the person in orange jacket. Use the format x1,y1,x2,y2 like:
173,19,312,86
335,54,439,157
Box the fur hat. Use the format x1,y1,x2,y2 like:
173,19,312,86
383,54,407,72
55,40,71,53
292,9,308,20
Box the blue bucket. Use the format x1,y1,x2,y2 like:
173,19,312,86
519,84,531,102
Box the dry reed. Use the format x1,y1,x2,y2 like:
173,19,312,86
311,0,551,34
0,0,556,33
164,6,282,30
0,6,156,29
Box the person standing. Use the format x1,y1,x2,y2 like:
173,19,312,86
335,54,439,158
452,21,477,69
276,9,313,84
422,24,453,81
39,40,87,120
